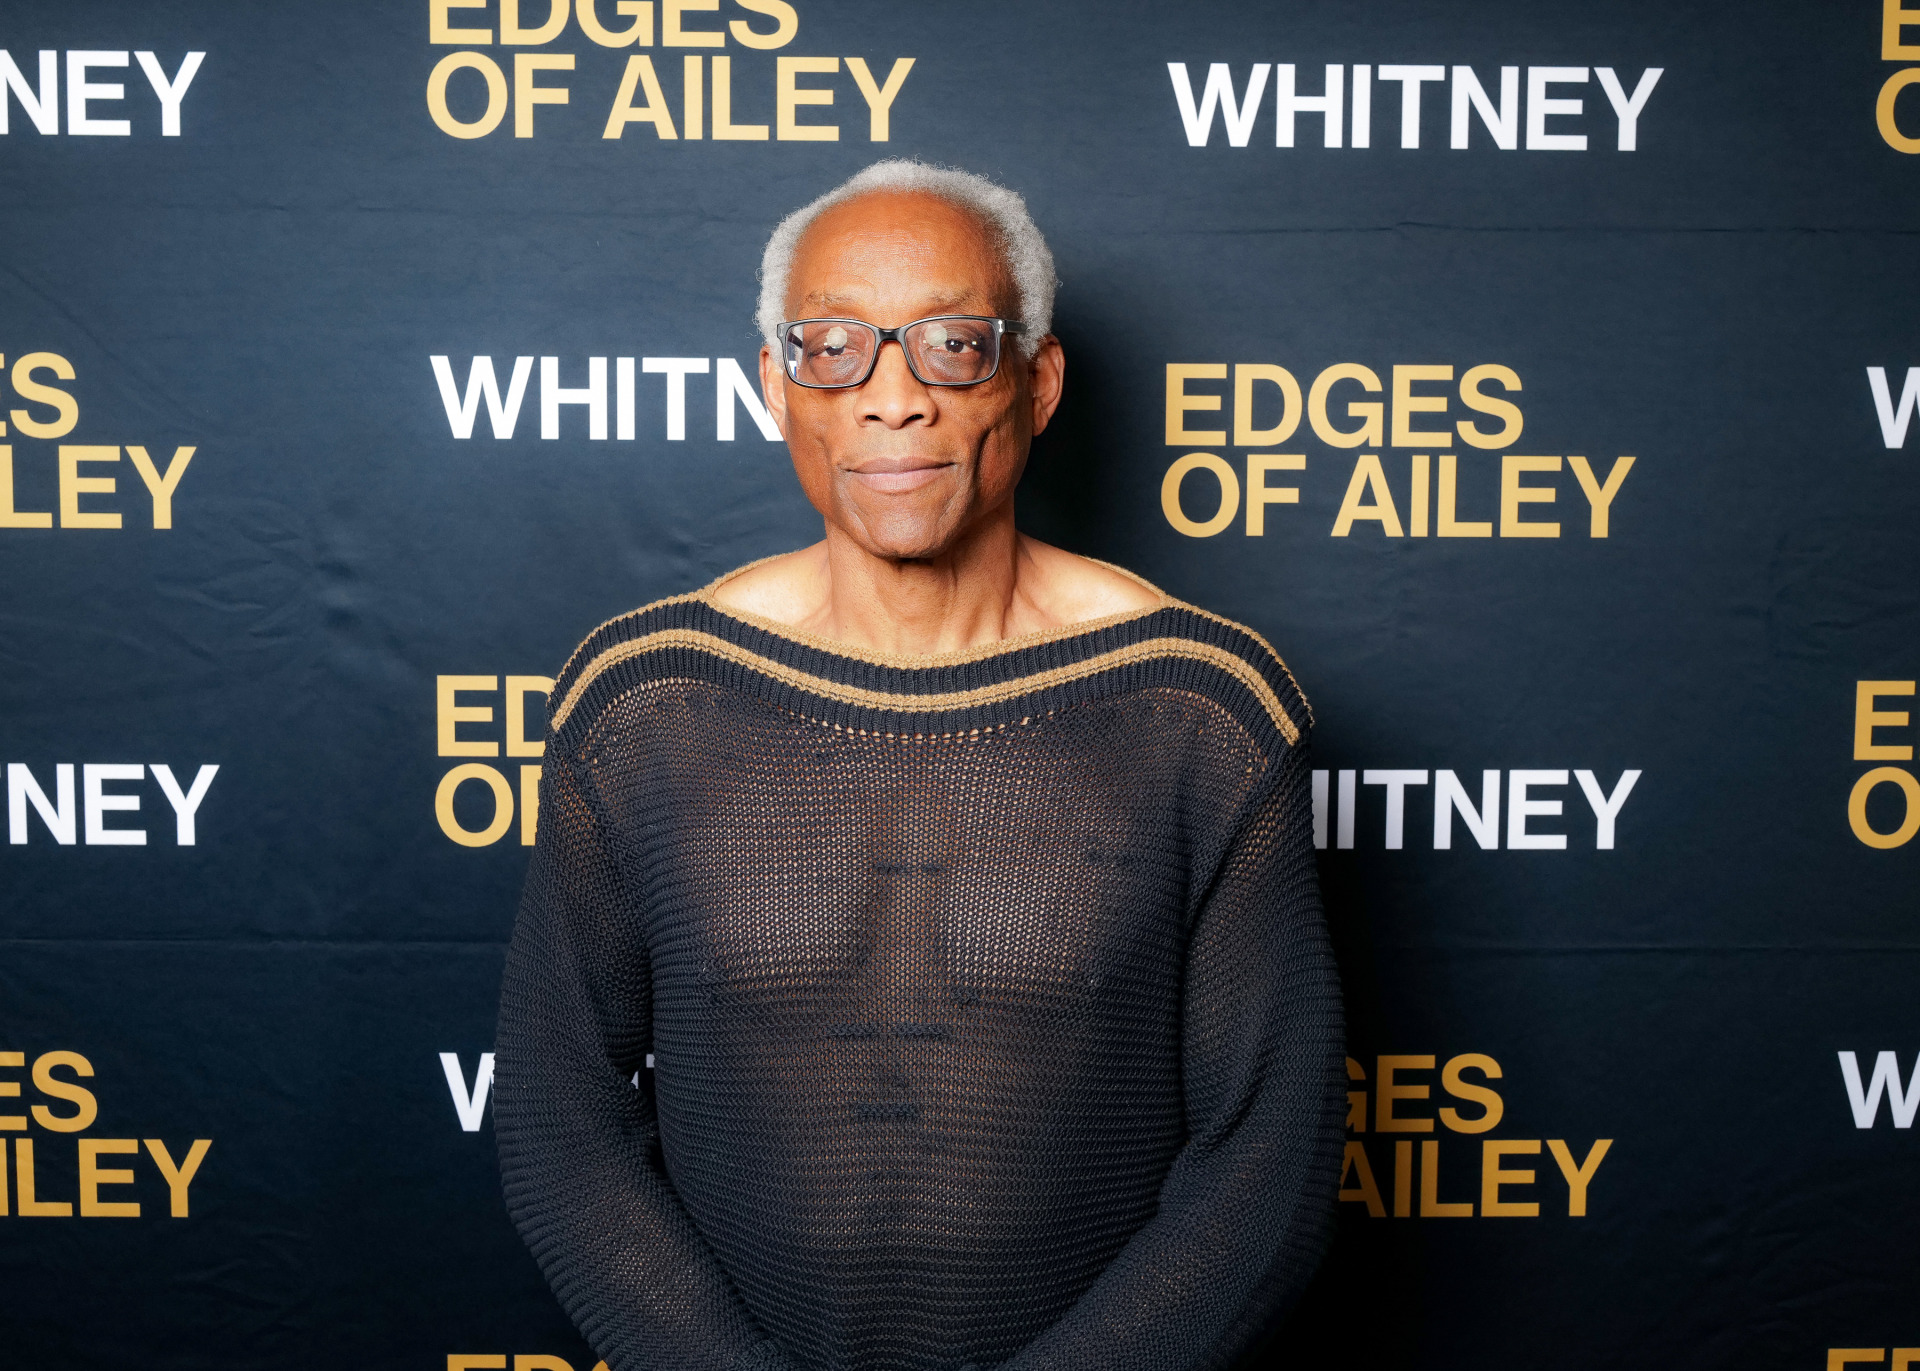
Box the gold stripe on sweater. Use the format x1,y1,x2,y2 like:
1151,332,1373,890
551,628,1300,744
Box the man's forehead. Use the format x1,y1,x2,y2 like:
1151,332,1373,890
799,285,987,312
789,192,1010,310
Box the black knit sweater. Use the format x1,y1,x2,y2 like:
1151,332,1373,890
495,564,1345,1371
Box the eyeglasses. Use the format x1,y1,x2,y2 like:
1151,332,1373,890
778,315,1027,390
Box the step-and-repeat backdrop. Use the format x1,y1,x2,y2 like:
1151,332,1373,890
2,1,1916,1366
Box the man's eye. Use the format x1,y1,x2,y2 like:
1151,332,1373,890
820,324,850,356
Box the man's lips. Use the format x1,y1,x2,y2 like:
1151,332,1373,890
842,456,954,494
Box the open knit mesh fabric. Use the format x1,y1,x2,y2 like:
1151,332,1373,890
495,570,1345,1371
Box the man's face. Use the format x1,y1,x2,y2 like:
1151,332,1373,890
759,191,1065,561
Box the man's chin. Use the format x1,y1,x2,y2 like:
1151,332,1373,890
839,505,964,563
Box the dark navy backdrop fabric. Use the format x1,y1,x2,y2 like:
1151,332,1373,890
2,1,1916,1366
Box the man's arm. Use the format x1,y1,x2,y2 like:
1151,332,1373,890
495,747,794,1371
1000,736,1346,1371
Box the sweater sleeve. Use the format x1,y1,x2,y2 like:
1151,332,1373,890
997,733,1346,1371
494,743,795,1371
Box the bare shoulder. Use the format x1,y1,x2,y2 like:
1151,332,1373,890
707,544,829,625
1018,537,1167,624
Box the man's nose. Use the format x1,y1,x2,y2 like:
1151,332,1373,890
858,338,932,428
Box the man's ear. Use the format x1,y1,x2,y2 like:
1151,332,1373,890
758,343,789,439
1027,335,1066,437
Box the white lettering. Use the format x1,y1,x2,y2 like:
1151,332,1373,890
1350,64,1372,148
7,763,75,845
643,356,710,441
1362,769,1428,849
1574,768,1640,849
541,356,609,440
432,355,533,440
1526,66,1588,151
440,1052,495,1132
716,356,780,440
66,51,130,137
1168,62,1270,148
1450,65,1518,150
0,50,59,135
1276,63,1342,148
1377,64,1445,148
1433,769,1501,849
83,763,146,846
1868,366,1920,448
133,51,204,138
1593,66,1661,151
1506,769,1569,849
1839,1051,1920,1129
150,764,219,845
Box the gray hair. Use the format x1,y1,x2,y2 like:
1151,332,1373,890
756,159,1056,357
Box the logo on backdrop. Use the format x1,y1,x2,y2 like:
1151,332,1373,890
1159,362,1636,542
423,0,913,144
1338,1052,1613,1220
6,764,219,847
430,354,781,442
0,50,203,137
1839,1050,1919,1129
1167,62,1661,152
1879,0,1920,153
0,352,198,532
1867,366,1919,448
1850,680,1917,849
447,1355,610,1371
0,1049,211,1220
1828,1353,1920,1369
1311,768,1640,852
435,675,549,848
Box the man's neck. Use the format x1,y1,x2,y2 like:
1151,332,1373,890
806,508,1038,657
710,509,1163,657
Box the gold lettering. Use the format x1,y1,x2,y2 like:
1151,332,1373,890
846,58,913,141
730,0,798,49
1567,455,1633,537
1330,453,1403,537
1456,363,1523,449
0,446,54,529
80,1140,142,1218
10,353,79,439
1499,455,1560,538
1232,364,1302,446
604,55,677,137
58,446,121,529
515,53,574,136
1164,364,1227,445
428,53,510,138
125,445,196,529
776,56,837,140
1546,1138,1612,1216
1308,363,1383,448
1855,681,1915,761
144,1138,213,1217
431,0,493,44
1390,364,1452,446
1244,454,1303,535
31,1051,98,1132
577,0,653,46
710,55,768,138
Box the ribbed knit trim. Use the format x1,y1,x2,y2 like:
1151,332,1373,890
551,582,1308,748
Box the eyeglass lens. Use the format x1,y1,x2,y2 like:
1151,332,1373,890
783,318,1002,388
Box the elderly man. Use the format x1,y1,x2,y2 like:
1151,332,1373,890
495,160,1343,1371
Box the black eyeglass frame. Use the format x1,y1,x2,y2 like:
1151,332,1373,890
777,315,1029,390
